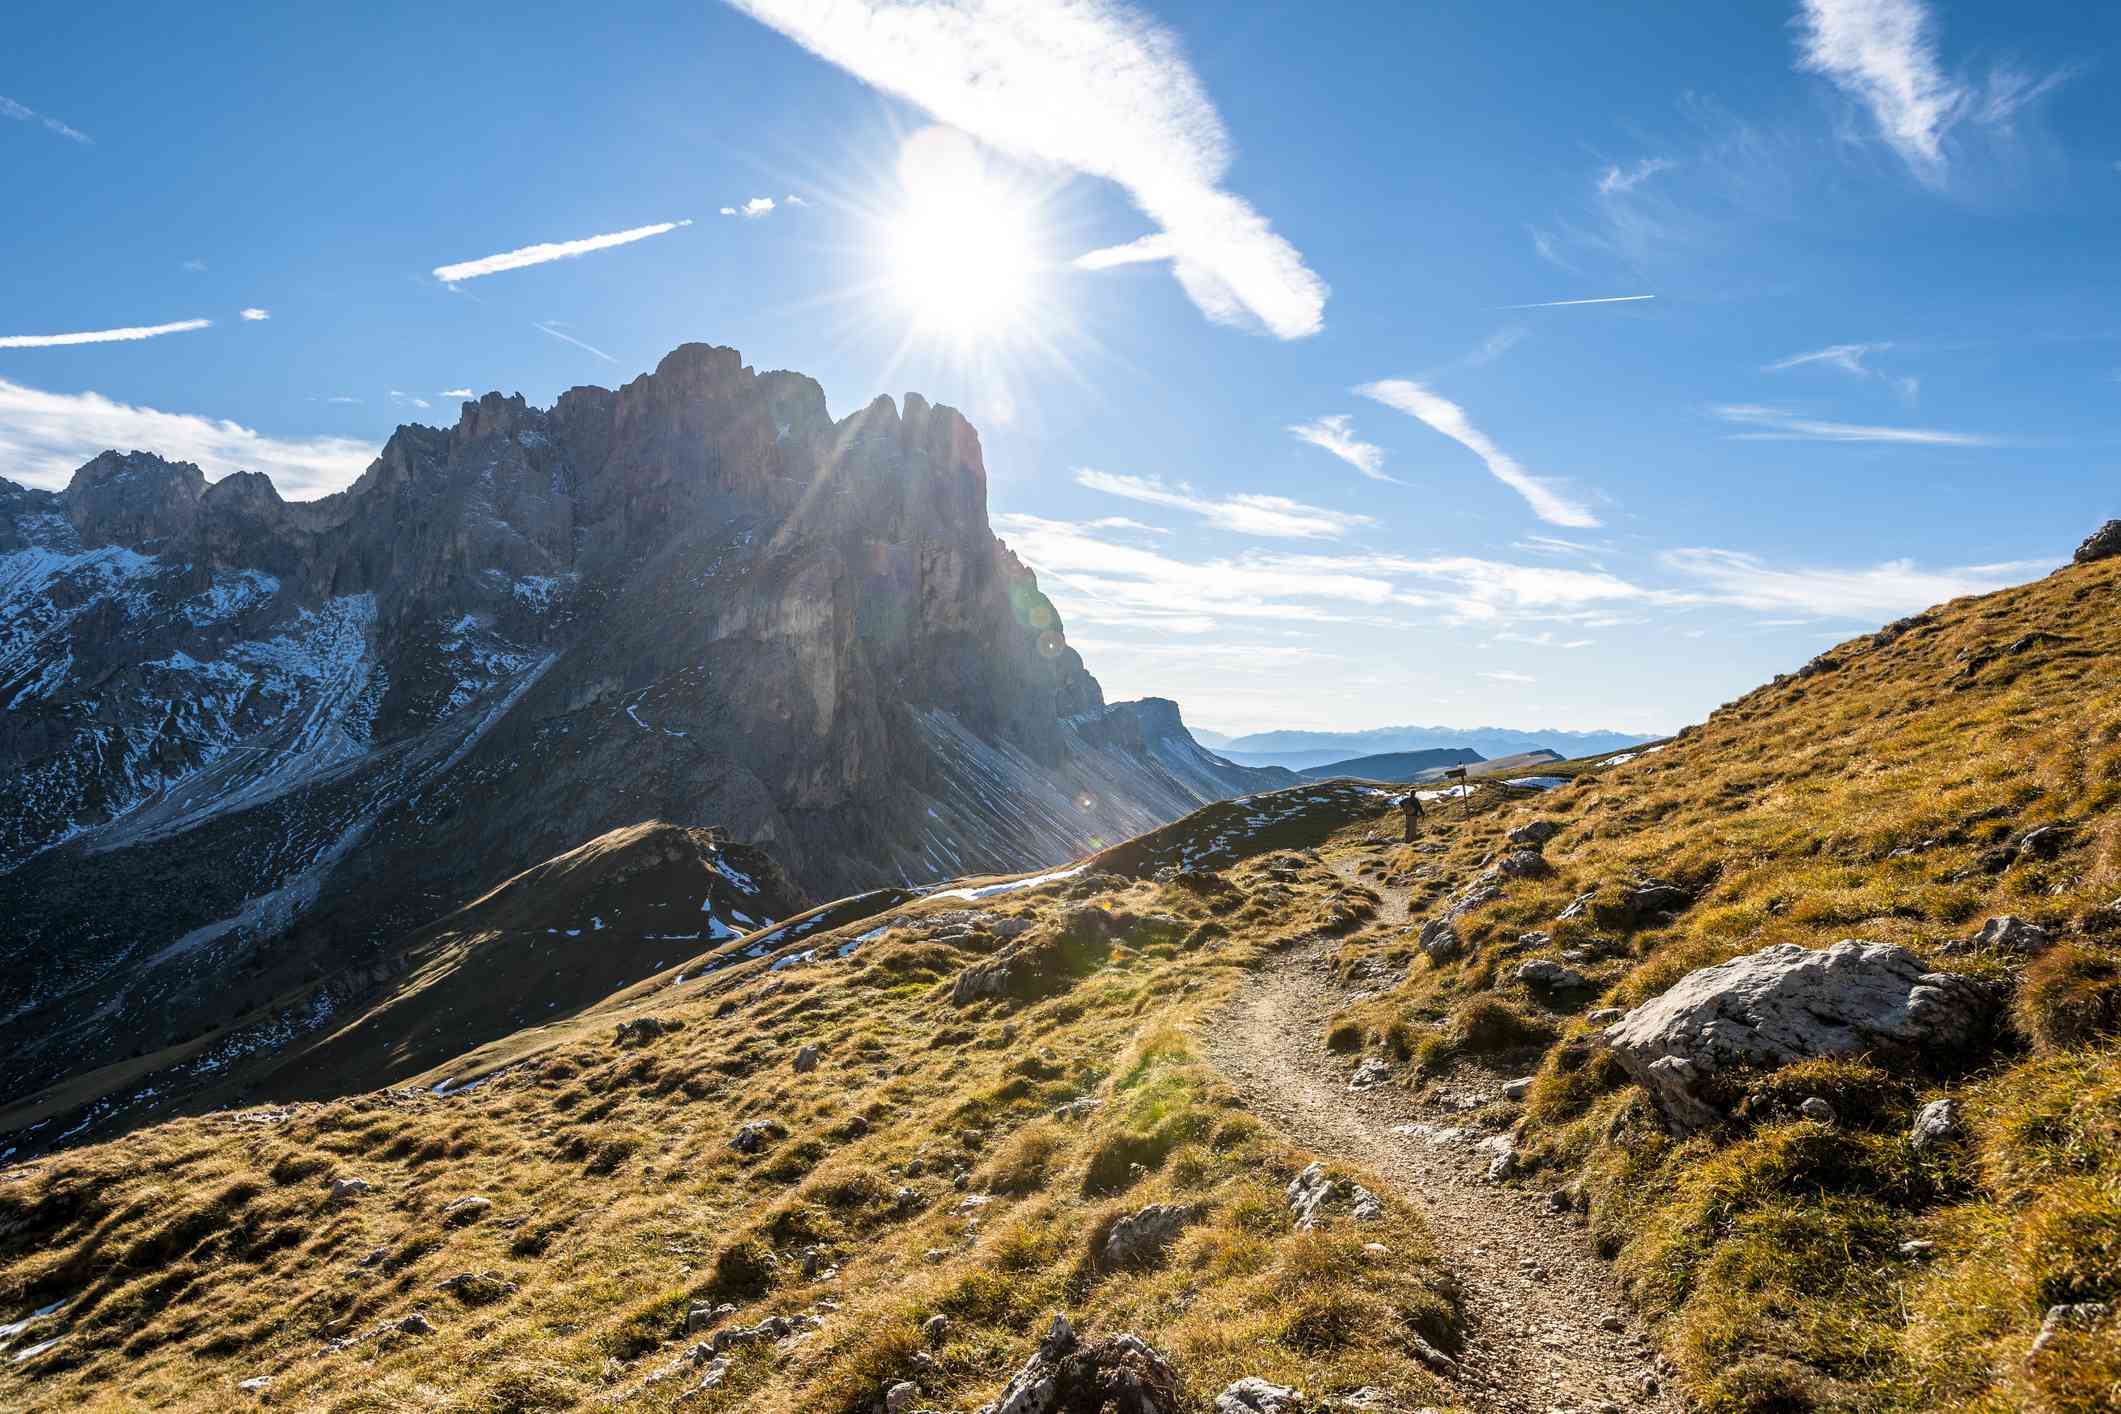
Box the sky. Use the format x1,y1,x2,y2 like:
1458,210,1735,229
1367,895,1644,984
3,0,2116,737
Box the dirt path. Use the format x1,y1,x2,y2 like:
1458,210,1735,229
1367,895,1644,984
1206,851,1678,1414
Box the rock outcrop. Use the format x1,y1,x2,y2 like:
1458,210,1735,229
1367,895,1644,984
975,1313,1181,1414
1602,940,1993,1132
2072,519,2121,566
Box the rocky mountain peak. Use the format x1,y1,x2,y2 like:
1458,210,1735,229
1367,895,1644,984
61,449,207,549
2074,518,2120,565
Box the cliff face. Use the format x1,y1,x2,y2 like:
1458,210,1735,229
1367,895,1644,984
0,343,1290,1115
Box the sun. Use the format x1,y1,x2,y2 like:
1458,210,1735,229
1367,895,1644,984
884,127,1043,344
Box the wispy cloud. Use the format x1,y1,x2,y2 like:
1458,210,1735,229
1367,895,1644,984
1288,414,1397,484
1597,157,1676,195
996,515,1650,638
1767,341,1919,401
1,95,90,145
0,377,375,498
1085,515,1168,535
432,220,692,282
0,319,212,350
1494,629,1594,649
388,390,431,410
1503,294,1656,310
784,193,809,206
1071,233,1175,271
440,388,474,399
1528,227,1579,272
533,321,617,363
1794,0,2071,183
1513,535,1602,558
1714,403,1996,445
1480,669,1536,684
1357,380,1600,528
181,258,208,273
1662,545,2046,618
719,197,777,218
731,0,1326,339
1075,469,1372,540
239,307,270,322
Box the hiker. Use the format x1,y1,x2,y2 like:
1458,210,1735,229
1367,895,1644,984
1401,790,1425,842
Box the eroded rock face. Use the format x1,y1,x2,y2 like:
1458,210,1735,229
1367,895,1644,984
1602,940,1992,1132
1101,1204,1201,1270
1507,820,1562,849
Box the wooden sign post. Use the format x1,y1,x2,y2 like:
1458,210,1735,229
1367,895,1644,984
1444,766,1470,818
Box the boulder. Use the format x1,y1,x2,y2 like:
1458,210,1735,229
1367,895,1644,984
1502,1077,1534,1101
1416,917,1462,965
793,1044,819,1074
975,1313,1181,1414
1515,959,1587,992
2072,519,2121,566
1507,820,1563,849
885,1380,919,1413
1349,1058,1392,1090
1287,1162,1380,1229
1596,880,1692,929
1102,1204,1201,1269
1555,891,1596,922
439,1195,491,1224
1495,849,1553,880
1909,1098,1961,1151
1216,1377,1307,1413
1602,940,1993,1133
397,1311,434,1335
1944,915,2053,956
327,1176,370,1203
730,1121,777,1154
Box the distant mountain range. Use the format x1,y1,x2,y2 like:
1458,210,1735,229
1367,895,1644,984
1296,747,1483,783
1210,724,1659,771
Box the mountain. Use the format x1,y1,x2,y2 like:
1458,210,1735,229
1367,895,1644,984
1297,747,1484,782
4,526,2117,1413
1217,724,1657,770
0,342,1290,1124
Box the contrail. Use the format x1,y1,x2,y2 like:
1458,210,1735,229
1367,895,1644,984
0,318,211,348
533,322,616,363
1503,294,1657,309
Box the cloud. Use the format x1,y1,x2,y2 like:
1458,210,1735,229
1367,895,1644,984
1513,535,1601,557
1528,227,1579,272
1075,469,1373,540
534,321,617,363
729,0,1327,338
388,390,432,410
1766,341,1888,376
1714,403,1997,445
1794,0,2070,182
1662,546,2046,619
995,514,1657,641
1072,233,1176,271
440,388,474,399
721,196,777,218
1597,157,1676,195
239,307,270,322
0,377,375,499
1480,670,1536,683
324,395,362,404
431,220,692,282
1494,629,1594,649
1357,380,1601,528
784,193,809,206
1,95,90,144
0,319,212,350
1288,414,1397,484
1085,515,1168,535
1503,294,1656,310
181,259,207,273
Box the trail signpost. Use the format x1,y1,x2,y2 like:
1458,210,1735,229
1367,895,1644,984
1444,766,1470,818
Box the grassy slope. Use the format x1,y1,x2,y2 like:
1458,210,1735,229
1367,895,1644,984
0,840,1458,1412
1322,554,2121,1412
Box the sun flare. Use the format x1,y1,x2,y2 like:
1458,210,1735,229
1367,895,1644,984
885,126,1042,343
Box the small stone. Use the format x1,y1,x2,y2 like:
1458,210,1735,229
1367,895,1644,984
1910,1098,1961,1151
440,1195,491,1224
1799,1096,1837,1125
884,1379,919,1413
237,1376,272,1392
1502,1076,1534,1101
1350,1058,1392,1089
1946,915,2054,956
1599,1314,1626,1332
1900,1239,1935,1258
1215,1375,1308,1412
923,1313,949,1344
328,1176,371,1202
2030,1301,2112,1358
1586,1008,1625,1026
397,1311,434,1335
793,1044,819,1074
1515,959,1586,991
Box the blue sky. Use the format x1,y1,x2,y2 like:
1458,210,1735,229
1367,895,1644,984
3,0,2115,735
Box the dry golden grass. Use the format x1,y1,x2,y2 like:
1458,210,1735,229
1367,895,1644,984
1315,555,2121,1412
0,856,1457,1412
